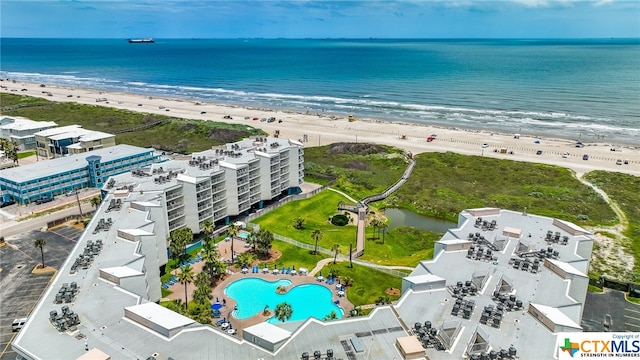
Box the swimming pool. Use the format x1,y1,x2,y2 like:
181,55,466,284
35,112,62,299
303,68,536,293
224,278,343,323
238,231,249,239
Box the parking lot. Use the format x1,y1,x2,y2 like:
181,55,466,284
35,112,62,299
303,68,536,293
581,288,640,332
0,226,81,360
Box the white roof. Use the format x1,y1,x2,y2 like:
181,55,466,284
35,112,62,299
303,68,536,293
119,228,154,237
125,302,194,330
243,322,292,344
34,124,82,137
546,258,587,277
0,118,57,131
529,303,582,329
100,266,144,278
404,273,445,285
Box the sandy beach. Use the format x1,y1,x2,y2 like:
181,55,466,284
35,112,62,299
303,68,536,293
1,79,638,177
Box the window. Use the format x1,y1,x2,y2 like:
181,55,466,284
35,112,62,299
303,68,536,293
95,164,100,169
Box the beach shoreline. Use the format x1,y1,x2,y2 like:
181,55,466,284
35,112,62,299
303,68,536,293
1,79,638,177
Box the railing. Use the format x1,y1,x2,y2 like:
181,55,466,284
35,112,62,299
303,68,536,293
361,155,415,206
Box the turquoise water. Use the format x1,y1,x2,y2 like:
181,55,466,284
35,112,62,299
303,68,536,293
1,38,638,143
224,278,343,323
238,231,249,239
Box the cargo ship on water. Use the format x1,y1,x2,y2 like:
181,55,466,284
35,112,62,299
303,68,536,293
127,38,154,43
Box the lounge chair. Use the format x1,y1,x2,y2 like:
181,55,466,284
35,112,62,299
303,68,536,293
162,284,169,289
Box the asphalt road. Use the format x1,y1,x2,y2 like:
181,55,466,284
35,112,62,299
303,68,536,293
581,288,640,332
0,226,82,360
1,203,93,239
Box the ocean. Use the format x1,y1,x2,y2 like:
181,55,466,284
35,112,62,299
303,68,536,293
1,38,639,144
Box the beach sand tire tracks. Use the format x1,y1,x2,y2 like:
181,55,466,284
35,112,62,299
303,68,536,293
578,174,633,280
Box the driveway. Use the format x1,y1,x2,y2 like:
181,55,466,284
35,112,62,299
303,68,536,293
581,288,640,332
0,226,80,360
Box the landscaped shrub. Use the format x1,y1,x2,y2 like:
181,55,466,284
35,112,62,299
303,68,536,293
331,214,349,226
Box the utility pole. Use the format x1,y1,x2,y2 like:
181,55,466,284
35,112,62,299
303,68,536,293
75,189,83,217
349,243,353,268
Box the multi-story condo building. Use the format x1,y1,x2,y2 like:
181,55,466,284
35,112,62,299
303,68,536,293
11,197,594,360
103,136,305,233
0,144,164,204
0,116,57,151
34,125,116,159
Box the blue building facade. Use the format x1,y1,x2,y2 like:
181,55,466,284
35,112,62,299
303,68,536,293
0,145,165,204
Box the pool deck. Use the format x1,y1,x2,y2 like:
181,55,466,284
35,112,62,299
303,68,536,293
212,271,355,337
163,235,355,338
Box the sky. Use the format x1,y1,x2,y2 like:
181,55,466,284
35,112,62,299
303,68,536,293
1,0,639,39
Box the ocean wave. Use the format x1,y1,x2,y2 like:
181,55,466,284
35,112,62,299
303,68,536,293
2,70,636,143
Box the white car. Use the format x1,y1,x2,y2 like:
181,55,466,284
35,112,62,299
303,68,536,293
562,152,569,158
482,143,489,148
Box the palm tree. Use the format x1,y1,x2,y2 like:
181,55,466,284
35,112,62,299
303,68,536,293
274,302,293,323
90,195,101,209
177,265,194,311
246,228,258,252
227,224,240,264
200,219,214,236
169,227,192,261
370,219,382,240
194,269,211,289
192,283,213,306
331,243,340,264
293,217,305,230
201,238,220,285
34,238,46,268
324,310,338,321
311,230,323,255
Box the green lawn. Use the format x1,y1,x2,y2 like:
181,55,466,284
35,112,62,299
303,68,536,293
254,189,442,267
17,150,36,159
270,240,329,271
254,190,358,251
359,226,440,267
587,284,603,293
321,262,402,306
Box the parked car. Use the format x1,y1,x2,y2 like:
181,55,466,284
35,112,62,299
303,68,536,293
582,154,589,161
536,150,543,155
0,200,16,208
482,143,489,148
562,152,570,158
624,159,630,164
35,196,54,205
616,159,623,165
12,318,27,332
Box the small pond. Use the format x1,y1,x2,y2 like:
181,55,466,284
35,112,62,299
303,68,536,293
384,208,457,233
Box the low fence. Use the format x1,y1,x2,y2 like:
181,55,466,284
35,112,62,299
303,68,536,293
246,228,408,278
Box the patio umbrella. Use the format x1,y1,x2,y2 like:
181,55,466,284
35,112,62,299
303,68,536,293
211,303,222,310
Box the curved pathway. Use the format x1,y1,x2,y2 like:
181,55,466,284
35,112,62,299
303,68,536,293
575,173,633,278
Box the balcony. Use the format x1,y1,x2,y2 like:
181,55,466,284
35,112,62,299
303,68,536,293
167,201,184,211
166,191,183,201
168,211,185,222
211,175,225,185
